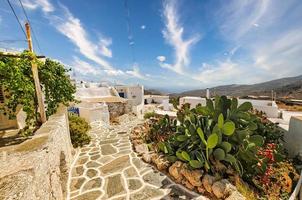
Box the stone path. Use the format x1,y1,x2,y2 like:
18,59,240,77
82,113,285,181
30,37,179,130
67,115,206,200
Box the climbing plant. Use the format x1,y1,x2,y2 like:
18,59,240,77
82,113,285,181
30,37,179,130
0,51,76,131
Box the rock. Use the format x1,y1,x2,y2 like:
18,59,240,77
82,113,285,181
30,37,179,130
75,190,103,200
101,144,117,155
127,179,143,190
86,169,98,178
129,185,164,199
153,156,170,171
212,181,227,199
180,167,203,187
202,175,216,193
151,153,159,163
168,161,184,183
100,155,130,175
221,179,237,196
132,139,143,146
225,191,245,200
142,153,151,163
106,174,126,198
124,167,138,177
182,180,195,190
82,178,102,190
143,171,166,187
197,186,206,193
135,144,149,155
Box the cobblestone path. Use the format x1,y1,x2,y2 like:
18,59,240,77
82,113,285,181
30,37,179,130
67,115,206,200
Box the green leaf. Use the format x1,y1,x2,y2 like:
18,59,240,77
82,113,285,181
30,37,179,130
236,129,249,141
231,98,238,110
196,151,204,163
167,156,178,162
176,135,188,142
237,111,250,120
248,122,258,131
176,151,186,161
218,113,224,129
158,142,168,153
222,121,235,136
181,151,191,161
213,148,226,160
220,141,232,153
249,135,264,146
197,127,207,144
189,160,203,169
207,134,218,149
238,102,252,111
206,99,214,113
224,154,236,163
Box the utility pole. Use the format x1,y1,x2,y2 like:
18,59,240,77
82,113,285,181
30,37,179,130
25,22,47,123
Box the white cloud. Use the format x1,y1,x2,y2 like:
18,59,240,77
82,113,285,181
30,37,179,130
214,0,302,83
104,69,125,76
217,0,270,41
160,0,200,74
21,0,54,13
141,25,146,30
126,64,148,80
98,37,112,58
71,57,102,75
156,55,166,62
253,28,302,77
193,60,242,84
50,5,115,71
253,23,259,27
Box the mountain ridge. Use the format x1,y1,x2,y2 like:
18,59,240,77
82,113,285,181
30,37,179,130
169,75,302,99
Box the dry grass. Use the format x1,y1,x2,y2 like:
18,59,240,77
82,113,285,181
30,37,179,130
233,175,257,200
277,102,302,111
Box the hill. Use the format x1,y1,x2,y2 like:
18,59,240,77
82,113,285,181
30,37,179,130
170,75,302,99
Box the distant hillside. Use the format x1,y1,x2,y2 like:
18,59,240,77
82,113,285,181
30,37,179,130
171,75,302,99
144,88,166,95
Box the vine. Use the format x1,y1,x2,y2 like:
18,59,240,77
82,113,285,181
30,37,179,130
0,51,76,133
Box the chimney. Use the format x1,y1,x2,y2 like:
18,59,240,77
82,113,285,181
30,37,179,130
206,88,210,99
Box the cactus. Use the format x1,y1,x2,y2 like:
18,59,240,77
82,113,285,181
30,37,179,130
213,148,226,160
154,95,271,175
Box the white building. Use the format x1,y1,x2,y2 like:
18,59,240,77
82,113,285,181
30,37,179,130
144,95,169,104
238,99,279,118
179,96,207,108
115,85,144,118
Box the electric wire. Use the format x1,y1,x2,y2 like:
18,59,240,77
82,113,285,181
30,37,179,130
6,0,27,38
18,0,43,54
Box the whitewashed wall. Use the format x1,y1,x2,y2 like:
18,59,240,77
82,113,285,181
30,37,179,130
284,116,302,158
179,97,207,108
238,99,279,118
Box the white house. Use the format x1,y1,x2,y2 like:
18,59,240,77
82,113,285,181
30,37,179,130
115,85,144,118
179,96,207,108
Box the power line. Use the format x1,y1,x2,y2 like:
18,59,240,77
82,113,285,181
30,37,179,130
6,0,27,38
0,39,27,43
18,0,43,54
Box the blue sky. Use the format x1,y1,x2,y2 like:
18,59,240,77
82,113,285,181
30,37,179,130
1,0,302,92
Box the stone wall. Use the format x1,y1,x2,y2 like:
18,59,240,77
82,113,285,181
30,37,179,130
107,102,131,120
0,107,74,200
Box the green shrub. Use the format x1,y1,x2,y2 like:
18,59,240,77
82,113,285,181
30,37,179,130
144,111,156,119
68,114,91,148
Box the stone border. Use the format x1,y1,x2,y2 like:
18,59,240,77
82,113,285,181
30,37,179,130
129,123,245,200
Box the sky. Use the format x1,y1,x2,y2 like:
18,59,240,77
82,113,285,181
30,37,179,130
1,0,302,92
